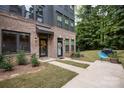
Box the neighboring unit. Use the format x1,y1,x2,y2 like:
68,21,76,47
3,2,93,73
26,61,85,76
0,5,76,58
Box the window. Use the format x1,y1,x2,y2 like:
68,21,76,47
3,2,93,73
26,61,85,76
69,5,74,10
9,5,22,16
71,39,74,51
19,33,30,52
65,39,69,52
70,20,74,31
57,13,63,28
2,30,30,54
2,31,17,54
36,6,43,23
64,17,69,29
24,5,34,19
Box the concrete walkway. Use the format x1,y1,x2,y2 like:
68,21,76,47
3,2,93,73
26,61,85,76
41,58,124,87
62,60,124,88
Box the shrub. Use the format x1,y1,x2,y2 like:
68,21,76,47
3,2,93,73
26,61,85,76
31,54,40,67
0,55,13,71
16,50,27,65
70,52,81,58
0,54,4,69
109,51,118,58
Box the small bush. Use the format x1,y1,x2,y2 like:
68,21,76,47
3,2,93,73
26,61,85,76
16,50,27,65
0,55,13,71
0,54,4,63
70,52,81,58
31,54,40,67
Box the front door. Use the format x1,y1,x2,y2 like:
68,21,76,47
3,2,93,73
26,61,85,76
57,38,63,57
39,39,48,57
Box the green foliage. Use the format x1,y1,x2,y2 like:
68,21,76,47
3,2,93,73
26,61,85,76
76,5,124,50
31,54,40,67
71,50,81,58
0,55,13,71
16,51,27,65
109,51,118,58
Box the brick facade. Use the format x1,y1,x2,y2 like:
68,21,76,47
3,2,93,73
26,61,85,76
0,12,76,58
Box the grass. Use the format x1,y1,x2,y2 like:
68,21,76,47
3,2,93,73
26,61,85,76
73,50,124,67
57,60,89,69
74,50,99,62
0,63,77,88
117,50,124,68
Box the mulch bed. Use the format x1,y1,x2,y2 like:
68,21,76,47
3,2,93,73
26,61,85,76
0,63,46,81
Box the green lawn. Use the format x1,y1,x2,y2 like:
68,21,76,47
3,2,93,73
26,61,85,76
57,60,89,69
117,50,124,68
78,50,100,62
0,63,77,88
74,50,124,67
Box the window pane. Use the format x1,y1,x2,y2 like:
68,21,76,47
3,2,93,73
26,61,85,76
9,5,22,16
64,17,69,29
56,12,62,28
24,5,34,19
71,39,74,51
65,39,69,52
36,6,43,23
69,5,74,10
2,31,17,54
70,20,74,31
57,15,62,22
19,34,30,52
71,39,74,45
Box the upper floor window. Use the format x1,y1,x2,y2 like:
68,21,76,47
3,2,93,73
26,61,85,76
70,20,74,31
69,5,74,10
36,6,43,23
24,5,34,19
9,5,22,16
57,12,63,28
64,17,69,30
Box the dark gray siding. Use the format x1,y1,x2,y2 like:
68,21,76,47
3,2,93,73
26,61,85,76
0,5,75,31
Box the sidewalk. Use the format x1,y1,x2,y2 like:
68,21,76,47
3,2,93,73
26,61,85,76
40,58,124,87
62,60,124,88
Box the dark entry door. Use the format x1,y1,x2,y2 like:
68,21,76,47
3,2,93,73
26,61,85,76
39,39,48,57
57,38,63,57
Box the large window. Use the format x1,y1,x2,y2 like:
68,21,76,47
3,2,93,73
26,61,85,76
57,12,63,28
2,31,30,54
71,39,74,52
65,39,69,52
64,16,69,30
9,5,22,16
24,5,34,19
36,6,43,23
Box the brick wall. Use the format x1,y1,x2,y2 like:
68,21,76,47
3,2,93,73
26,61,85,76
0,12,76,58
50,26,76,58
0,13,39,57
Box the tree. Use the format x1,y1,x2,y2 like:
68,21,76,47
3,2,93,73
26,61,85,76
76,5,124,50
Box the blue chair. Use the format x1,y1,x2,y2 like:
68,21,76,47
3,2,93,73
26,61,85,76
98,51,108,59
